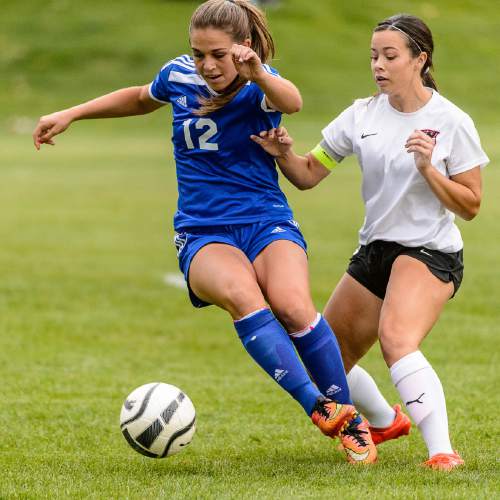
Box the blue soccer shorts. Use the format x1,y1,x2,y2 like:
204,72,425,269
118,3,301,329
173,219,307,308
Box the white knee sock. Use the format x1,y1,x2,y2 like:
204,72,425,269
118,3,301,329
347,365,396,428
390,351,453,457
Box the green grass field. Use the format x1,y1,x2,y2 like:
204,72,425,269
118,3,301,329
1,1,499,498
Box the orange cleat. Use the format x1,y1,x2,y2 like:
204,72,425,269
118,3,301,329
422,451,464,471
340,414,377,464
369,404,411,445
311,396,356,438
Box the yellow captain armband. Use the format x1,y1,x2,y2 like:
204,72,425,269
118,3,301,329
310,144,337,170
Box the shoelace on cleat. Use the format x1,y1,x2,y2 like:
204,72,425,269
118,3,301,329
314,399,335,419
341,421,369,447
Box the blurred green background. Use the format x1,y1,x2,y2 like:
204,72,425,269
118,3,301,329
2,0,500,123
1,1,498,498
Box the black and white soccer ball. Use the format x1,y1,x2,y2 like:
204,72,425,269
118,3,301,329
120,382,196,458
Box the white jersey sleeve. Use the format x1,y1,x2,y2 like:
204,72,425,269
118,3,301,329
320,103,356,162
446,115,489,176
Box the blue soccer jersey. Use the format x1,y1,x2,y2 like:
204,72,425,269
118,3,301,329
149,55,294,230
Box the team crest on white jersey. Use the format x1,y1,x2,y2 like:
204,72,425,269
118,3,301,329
176,95,188,107
421,129,440,139
271,226,286,234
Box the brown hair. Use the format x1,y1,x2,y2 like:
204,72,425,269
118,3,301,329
374,14,437,91
189,0,275,115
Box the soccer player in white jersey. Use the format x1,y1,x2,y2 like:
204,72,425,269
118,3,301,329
252,13,489,470
32,0,378,464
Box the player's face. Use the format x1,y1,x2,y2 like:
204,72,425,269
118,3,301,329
370,30,425,95
190,28,241,92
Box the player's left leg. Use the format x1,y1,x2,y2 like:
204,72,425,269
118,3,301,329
189,242,323,415
253,239,351,404
253,239,376,463
380,255,463,469
324,273,410,444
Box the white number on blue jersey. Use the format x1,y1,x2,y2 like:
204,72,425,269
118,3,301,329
183,118,219,151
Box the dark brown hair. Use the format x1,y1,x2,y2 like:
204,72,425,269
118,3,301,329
374,14,437,91
189,0,275,116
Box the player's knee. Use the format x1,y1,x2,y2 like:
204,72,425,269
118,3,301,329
219,281,264,318
378,320,417,366
272,295,316,332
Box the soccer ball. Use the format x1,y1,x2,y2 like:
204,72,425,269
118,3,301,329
120,382,196,458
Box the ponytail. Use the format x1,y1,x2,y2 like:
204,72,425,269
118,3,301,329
422,67,437,91
236,0,275,63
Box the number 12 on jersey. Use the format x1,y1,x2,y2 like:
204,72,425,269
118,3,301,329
183,118,219,151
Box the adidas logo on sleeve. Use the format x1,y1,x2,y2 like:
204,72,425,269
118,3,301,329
176,95,187,107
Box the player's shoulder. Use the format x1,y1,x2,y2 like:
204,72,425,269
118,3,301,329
261,63,280,76
340,95,383,121
335,95,383,116
160,54,196,74
352,94,385,111
354,95,378,107
430,91,472,124
156,54,207,89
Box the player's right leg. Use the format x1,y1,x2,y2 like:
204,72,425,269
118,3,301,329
324,274,410,443
186,241,324,416
323,273,382,374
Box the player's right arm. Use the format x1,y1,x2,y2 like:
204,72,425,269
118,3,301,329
251,127,332,190
33,85,164,150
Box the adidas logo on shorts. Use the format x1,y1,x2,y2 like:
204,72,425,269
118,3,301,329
271,226,286,234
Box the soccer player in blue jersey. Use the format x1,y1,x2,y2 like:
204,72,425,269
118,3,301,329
32,0,376,463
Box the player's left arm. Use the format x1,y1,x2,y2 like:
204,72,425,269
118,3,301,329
231,44,302,114
254,73,302,114
406,129,482,220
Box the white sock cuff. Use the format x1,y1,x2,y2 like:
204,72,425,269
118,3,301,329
311,312,322,329
289,312,321,338
390,351,431,387
346,365,362,391
234,308,268,323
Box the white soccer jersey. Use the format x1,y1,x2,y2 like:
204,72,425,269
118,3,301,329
321,91,489,252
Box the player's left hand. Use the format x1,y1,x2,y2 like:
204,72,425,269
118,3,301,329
250,127,293,158
231,44,265,82
405,129,436,172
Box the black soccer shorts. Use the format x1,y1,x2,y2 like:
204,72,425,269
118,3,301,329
346,240,464,300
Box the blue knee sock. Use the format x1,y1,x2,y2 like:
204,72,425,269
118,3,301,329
291,315,352,405
234,309,321,415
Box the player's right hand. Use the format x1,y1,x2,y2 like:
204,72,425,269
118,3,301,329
33,110,74,150
250,127,293,158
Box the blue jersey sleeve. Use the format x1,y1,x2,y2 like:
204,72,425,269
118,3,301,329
149,62,172,104
248,64,282,113
262,64,280,78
